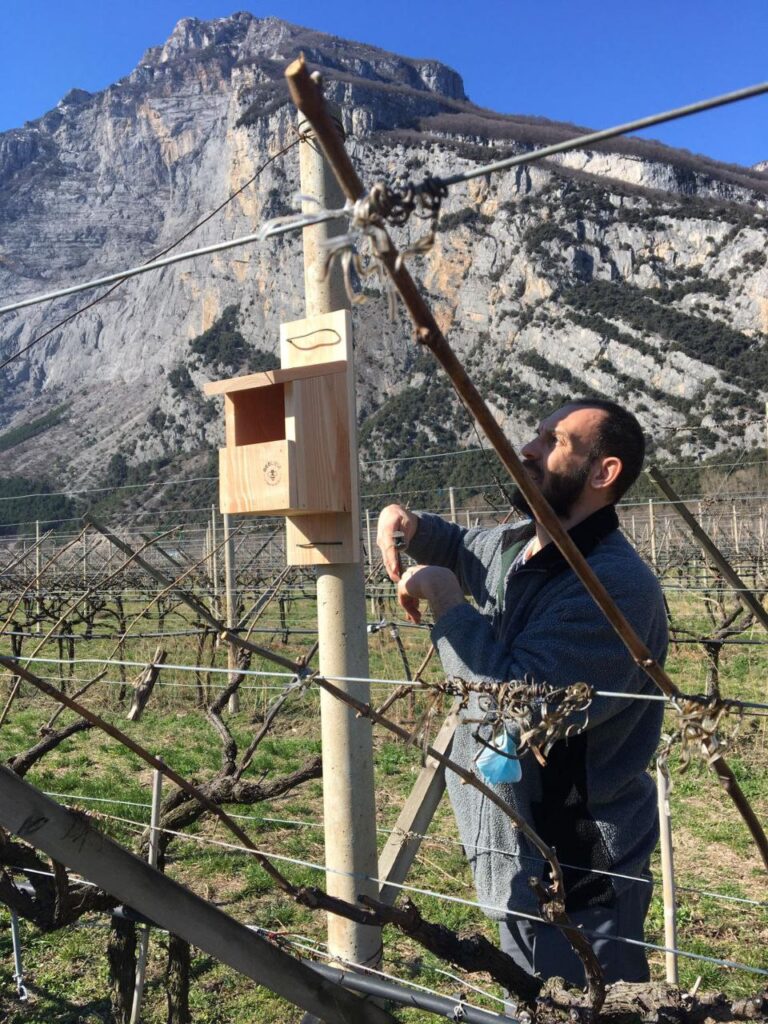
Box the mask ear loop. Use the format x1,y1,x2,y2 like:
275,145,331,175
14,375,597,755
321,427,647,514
470,704,498,764
471,719,522,764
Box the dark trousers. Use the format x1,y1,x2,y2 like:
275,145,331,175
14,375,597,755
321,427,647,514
499,872,653,989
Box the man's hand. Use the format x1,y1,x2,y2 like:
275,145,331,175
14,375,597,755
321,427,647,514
377,504,419,581
397,565,465,625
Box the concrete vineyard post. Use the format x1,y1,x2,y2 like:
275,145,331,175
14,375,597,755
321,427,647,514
298,99,381,968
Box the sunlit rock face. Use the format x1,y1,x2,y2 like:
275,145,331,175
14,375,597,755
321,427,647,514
1,12,766,491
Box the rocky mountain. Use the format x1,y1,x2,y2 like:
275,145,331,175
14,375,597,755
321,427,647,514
1,12,767,514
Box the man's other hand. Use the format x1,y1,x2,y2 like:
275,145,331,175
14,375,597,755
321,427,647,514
397,565,465,625
377,504,419,581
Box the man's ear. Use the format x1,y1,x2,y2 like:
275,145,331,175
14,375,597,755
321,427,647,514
591,456,622,493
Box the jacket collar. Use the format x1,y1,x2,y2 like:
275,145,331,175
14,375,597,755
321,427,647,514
502,504,620,576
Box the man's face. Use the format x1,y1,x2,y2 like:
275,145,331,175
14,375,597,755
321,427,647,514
512,405,607,519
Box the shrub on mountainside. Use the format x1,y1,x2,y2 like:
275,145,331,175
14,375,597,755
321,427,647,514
652,278,729,302
189,305,279,374
190,305,249,370
517,350,581,390
0,477,76,535
168,365,194,397
561,280,767,396
524,221,578,254
565,311,662,361
0,405,68,453
742,249,766,270
359,376,460,462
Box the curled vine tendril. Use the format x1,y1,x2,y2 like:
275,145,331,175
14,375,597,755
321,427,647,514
440,677,594,766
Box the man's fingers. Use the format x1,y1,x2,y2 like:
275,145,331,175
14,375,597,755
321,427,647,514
397,568,423,624
377,532,405,582
377,506,414,583
376,539,400,580
397,589,421,624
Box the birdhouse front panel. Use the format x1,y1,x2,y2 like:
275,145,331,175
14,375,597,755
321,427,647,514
218,438,297,514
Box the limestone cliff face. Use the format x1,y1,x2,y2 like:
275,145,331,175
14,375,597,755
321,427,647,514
0,12,766,496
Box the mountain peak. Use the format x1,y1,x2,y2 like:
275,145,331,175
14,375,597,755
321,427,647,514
139,11,255,64
138,12,466,101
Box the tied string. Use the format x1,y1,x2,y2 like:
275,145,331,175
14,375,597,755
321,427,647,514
260,175,450,318
353,175,450,237
323,175,449,317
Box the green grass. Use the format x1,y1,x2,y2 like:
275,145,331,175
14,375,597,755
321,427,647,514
0,576,766,1021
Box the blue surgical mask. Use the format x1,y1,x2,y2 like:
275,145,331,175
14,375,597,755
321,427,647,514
474,726,522,785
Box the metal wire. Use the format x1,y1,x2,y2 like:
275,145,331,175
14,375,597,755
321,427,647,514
5,82,767,320
10,656,768,711
0,474,763,512
0,137,303,368
42,791,768,911
272,932,509,1016
0,211,343,317
96,809,768,978
436,81,768,188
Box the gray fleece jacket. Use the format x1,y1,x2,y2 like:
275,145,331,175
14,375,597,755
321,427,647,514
407,506,667,918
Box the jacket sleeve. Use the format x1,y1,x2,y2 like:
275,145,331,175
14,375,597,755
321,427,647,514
431,566,668,732
407,512,507,610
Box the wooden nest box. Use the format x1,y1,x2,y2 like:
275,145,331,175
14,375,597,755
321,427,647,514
203,310,360,565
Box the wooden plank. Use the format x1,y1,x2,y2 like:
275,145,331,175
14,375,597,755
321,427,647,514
203,360,347,396
0,767,395,1024
377,708,459,906
224,394,238,449
218,382,353,519
647,466,768,633
285,513,356,565
291,373,351,512
205,369,276,396
282,310,361,565
280,313,349,368
656,762,679,985
219,440,296,515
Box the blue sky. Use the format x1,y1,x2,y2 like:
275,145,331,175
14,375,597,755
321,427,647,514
2,1,767,166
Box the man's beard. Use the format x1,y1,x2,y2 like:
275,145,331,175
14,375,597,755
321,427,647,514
511,459,593,520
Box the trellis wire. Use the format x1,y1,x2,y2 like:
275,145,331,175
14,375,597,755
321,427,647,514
271,931,509,1013
6,470,768,510
93,809,768,978
0,135,306,375
1,894,506,1020
0,211,343,317
435,81,768,188
26,673,291,694
0,66,765,1024
10,655,768,711
41,791,768,911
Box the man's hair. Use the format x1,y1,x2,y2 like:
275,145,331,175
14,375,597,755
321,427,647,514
565,398,646,501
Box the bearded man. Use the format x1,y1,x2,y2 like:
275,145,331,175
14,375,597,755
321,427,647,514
377,398,667,988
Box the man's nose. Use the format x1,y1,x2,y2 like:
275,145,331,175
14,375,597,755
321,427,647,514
521,438,538,460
